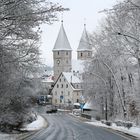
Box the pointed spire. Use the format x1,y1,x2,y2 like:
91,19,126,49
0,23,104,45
77,24,92,51
53,21,72,51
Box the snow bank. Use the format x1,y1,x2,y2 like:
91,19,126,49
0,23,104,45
85,121,140,138
21,115,47,131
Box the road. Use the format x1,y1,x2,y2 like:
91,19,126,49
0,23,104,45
23,112,132,140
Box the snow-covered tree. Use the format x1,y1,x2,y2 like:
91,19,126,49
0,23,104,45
0,0,67,131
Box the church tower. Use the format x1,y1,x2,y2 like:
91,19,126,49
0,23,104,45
52,21,72,81
77,24,92,60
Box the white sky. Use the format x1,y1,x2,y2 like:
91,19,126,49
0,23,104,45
40,0,120,67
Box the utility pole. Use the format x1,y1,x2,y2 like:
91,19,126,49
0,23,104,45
88,72,108,121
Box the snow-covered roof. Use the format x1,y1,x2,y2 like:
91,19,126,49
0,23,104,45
74,103,80,106
83,101,95,109
77,25,92,51
63,72,82,84
53,21,72,51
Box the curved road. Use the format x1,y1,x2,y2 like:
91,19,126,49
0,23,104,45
23,112,131,140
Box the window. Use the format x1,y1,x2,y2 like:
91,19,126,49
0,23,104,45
77,92,79,96
59,78,61,82
77,85,79,88
57,84,59,88
55,91,57,95
66,60,68,64
66,84,68,88
81,52,83,57
64,78,65,82
61,91,63,95
68,91,70,96
66,52,68,55
88,52,90,56
61,84,63,88
58,51,59,55
77,99,79,103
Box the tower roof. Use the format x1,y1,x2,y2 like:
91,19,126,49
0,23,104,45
53,21,72,51
77,25,92,51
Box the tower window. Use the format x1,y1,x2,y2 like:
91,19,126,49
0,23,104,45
81,53,83,57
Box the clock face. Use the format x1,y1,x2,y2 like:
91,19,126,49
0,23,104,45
57,59,60,64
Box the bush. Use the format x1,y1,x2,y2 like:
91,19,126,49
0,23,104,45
115,120,133,129
124,122,133,129
105,121,112,126
115,120,124,126
101,120,112,126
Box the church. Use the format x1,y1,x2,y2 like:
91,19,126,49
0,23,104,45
51,21,92,107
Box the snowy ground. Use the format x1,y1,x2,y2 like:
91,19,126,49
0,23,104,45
0,115,47,140
21,115,47,131
85,120,140,139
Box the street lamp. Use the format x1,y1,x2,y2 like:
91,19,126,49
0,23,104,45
87,72,108,121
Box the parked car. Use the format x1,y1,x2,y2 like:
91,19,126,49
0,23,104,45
46,105,57,113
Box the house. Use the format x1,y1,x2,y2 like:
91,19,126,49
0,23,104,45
52,72,83,106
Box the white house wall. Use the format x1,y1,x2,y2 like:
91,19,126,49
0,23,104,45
52,73,82,106
52,73,73,105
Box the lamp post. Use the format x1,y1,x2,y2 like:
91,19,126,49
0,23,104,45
88,72,108,121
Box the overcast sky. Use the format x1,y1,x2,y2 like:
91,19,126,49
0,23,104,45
40,0,120,67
